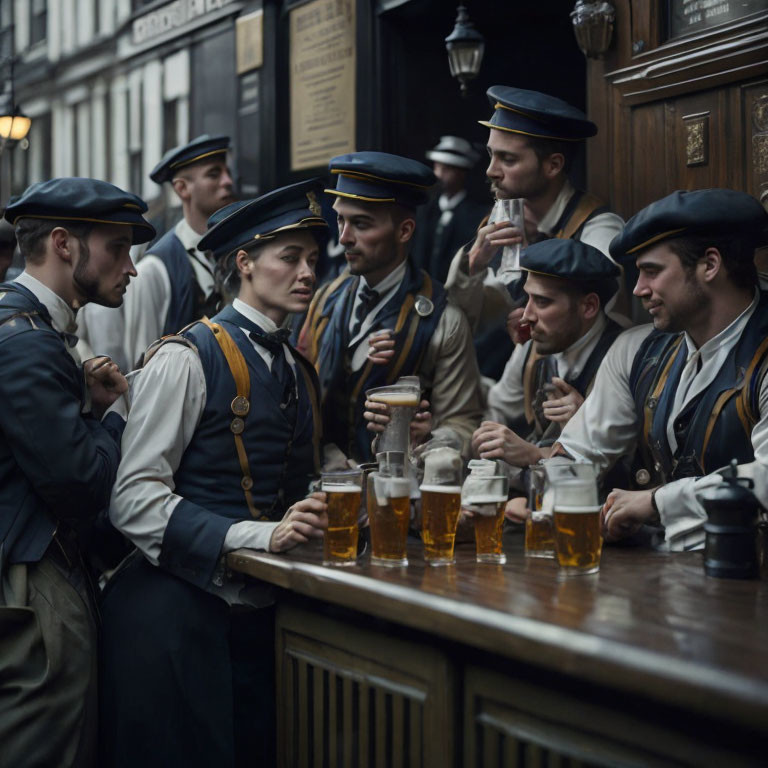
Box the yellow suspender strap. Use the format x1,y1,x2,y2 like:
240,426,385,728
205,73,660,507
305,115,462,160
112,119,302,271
523,348,542,425
701,336,768,465
556,192,605,240
642,336,684,451
304,271,351,364
200,317,262,520
387,273,435,384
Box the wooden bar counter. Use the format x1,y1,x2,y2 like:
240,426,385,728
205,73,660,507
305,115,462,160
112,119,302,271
228,533,768,767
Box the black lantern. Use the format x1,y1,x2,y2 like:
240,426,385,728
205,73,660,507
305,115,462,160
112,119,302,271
445,4,485,97
570,0,615,59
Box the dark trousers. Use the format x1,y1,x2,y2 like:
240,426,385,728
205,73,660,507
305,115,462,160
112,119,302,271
99,555,276,768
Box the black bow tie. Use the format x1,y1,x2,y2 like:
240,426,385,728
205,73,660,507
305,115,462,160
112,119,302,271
249,327,291,355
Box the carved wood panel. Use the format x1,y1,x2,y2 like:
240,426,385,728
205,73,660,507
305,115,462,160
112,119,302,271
275,603,456,768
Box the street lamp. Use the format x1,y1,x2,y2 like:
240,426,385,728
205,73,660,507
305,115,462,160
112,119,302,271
445,4,485,97
570,0,615,59
0,107,31,143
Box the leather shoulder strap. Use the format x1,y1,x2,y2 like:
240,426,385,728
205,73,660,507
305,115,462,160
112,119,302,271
200,317,263,520
556,192,606,240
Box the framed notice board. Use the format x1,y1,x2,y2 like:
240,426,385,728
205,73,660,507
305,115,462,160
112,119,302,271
667,0,768,39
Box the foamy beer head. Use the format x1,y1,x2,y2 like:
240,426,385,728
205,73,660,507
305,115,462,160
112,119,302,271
421,446,462,487
462,473,508,516
366,380,421,407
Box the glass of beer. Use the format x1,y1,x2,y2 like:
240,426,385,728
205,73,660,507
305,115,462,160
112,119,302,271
525,465,555,558
368,472,411,566
366,378,421,455
463,474,509,564
420,446,463,566
321,469,363,567
547,462,602,575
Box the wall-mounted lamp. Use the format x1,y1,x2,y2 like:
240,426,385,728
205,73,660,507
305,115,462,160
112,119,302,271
570,0,615,59
445,4,485,97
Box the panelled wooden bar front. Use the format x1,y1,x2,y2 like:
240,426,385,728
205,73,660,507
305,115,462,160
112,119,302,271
229,537,768,768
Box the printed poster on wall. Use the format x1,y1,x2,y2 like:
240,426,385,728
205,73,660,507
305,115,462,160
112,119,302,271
290,0,356,171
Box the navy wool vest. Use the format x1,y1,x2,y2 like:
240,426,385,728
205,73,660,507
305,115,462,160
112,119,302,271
630,292,768,483
149,229,212,335
158,306,318,588
306,261,447,462
177,306,317,517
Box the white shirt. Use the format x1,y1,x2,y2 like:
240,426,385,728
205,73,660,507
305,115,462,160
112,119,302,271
14,271,80,363
77,217,215,372
109,300,298,604
557,293,768,551
486,312,609,425
347,260,407,368
445,181,629,336
437,190,468,229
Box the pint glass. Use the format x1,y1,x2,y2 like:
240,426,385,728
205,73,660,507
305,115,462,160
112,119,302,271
420,446,463,566
463,474,509,564
368,472,411,566
546,462,602,575
366,379,421,455
321,470,363,567
525,465,555,558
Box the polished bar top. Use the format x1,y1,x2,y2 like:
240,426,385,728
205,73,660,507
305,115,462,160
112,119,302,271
228,533,768,730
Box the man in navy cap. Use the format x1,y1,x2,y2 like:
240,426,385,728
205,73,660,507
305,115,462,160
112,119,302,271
472,239,623,488
298,151,483,464
0,177,154,766
550,188,768,550
444,86,629,359
100,180,329,767
78,134,235,369
411,135,487,284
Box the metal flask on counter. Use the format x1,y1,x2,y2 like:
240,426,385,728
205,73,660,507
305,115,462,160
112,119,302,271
699,470,762,579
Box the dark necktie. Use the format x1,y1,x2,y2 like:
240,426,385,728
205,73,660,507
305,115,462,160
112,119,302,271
351,284,380,339
249,328,295,410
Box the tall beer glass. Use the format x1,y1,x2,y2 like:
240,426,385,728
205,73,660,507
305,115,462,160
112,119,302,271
366,379,421,455
368,472,411,566
463,474,509,564
420,446,463,566
546,462,602,575
322,469,363,567
525,465,555,558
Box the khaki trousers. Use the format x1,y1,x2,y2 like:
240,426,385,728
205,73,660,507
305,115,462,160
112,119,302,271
0,553,98,768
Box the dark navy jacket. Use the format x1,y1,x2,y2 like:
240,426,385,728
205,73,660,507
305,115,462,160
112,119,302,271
149,229,215,335
303,261,447,463
157,304,319,589
0,282,122,563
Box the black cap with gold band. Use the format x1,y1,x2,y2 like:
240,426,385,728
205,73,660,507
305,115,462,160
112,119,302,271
199,178,328,261
520,238,620,306
326,151,437,208
479,86,597,142
609,188,768,262
150,134,230,184
4,177,156,244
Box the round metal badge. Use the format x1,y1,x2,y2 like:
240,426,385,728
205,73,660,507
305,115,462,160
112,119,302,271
635,468,651,486
231,395,250,416
414,295,434,317
230,417,245,435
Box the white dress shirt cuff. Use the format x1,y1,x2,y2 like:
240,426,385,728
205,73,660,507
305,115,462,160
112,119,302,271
223,520,280,553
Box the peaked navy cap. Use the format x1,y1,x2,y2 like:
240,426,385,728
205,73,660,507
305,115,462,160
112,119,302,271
610,188,768,261
479,86,597,142
521,238,620,305
4,177,155,244
150,134,230,184
199,178,328,259
326,151,437,207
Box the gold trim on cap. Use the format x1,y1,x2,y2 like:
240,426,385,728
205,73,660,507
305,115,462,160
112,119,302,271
324,189,396,203
169,147,228,170
10,214,153,229
626,227,688,255
330,169,433,189
478,120,585,142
